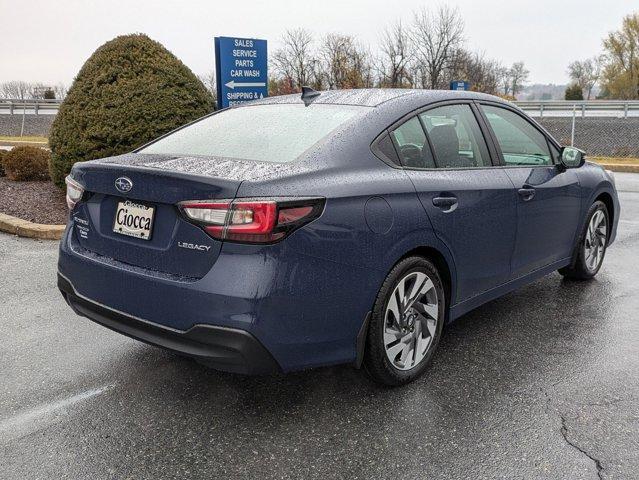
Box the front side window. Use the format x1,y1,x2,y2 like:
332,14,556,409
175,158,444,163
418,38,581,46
419,104,491,168
139,103,369,163
481,105,553,166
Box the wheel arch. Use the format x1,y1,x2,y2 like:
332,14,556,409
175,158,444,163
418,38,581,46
398,246,454,322
583,182,618,245
595,191,615,230
565,189,616,271
354,244,456,369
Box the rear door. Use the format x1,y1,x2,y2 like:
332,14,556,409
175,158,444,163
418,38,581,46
477,103,582,278
391,102,518,304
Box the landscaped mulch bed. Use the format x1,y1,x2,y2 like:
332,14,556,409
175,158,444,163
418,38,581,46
0,177,68,224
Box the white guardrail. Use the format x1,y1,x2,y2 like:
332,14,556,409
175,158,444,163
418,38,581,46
1,98,639,118
0,98,62,115
516,100,639,118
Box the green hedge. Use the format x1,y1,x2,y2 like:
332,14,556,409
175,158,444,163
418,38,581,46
49,33,215,187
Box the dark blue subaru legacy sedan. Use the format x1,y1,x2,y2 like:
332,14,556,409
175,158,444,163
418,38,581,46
58,89,619,385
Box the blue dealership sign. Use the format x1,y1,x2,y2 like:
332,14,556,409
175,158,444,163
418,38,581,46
215,36,268,109
450,80,470,91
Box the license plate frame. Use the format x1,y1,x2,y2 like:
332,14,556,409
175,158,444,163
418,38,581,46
112,200,155,241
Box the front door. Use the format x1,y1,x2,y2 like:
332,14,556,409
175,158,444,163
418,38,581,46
479,103,582,278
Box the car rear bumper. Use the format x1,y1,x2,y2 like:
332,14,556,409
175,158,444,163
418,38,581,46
58,222,380,372
58,272,281,375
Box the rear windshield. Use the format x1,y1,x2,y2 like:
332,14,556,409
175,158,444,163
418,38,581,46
139,103,369,163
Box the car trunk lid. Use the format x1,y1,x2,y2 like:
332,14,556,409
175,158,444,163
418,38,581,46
68,153,250,279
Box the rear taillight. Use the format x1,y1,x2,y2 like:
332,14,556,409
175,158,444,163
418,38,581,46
178,198,324,244
65,176,85,210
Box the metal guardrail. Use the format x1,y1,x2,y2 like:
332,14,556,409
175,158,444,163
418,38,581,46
0,98,62,115
515,100,639,118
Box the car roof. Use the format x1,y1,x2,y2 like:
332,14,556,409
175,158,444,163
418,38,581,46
234,89,524,171
248,88,509,108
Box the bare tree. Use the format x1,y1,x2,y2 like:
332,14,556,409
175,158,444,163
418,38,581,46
568,56,602,100
353,45,374,88
451,50,503,95
319,33,372,89
410,5,465,89
28,82,47,99
376,21,412,88
271,29,319,92
497,66,512,95
198,71,217,97
261,10,526,97
478,57,505,95
53,83,68,100
319,33,347,89
509,61,529,97
442,47,469,86
1,80,31,99
0,81,61,99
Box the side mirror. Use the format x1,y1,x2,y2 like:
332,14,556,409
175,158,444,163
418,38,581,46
560,146,585,169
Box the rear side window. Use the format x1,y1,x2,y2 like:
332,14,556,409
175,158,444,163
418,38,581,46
419,104,491,168
139,104,369,163
481,105,553,166
390,117,435,168
374,133,400,165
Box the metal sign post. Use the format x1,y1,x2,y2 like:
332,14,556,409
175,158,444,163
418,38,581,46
214,36,268,109
571,104,576,146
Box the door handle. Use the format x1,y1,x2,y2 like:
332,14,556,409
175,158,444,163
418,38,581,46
518,187,536,201
432,196,458,211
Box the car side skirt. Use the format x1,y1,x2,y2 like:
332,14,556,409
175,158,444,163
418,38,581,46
450,257,571,321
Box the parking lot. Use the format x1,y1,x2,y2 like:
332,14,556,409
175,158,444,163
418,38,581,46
1,173,638,479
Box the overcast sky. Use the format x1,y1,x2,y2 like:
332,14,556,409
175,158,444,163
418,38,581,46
0,0,634,87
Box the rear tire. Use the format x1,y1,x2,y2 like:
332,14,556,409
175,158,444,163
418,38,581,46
364,256,445,386
559,200,609,280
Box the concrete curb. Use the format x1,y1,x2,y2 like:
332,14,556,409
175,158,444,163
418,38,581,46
0,140,49,148
595,163,639,174
0,213,65,240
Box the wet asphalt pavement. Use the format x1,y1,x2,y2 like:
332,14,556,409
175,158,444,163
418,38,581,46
2,173,638,480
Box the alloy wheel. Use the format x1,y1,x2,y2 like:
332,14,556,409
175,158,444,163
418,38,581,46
584,209,607,272
384,271,439,371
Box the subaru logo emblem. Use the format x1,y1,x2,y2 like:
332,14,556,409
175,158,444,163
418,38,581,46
115,177,133,193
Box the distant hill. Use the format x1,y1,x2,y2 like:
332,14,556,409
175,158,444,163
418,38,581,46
517,84,567,101
517,83,603,101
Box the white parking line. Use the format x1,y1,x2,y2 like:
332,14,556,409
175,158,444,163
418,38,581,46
0,384,114,441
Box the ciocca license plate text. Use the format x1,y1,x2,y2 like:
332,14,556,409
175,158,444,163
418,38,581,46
113,200,155,240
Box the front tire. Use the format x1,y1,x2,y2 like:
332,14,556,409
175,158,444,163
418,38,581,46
559,200,609,280
364,256,445,386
